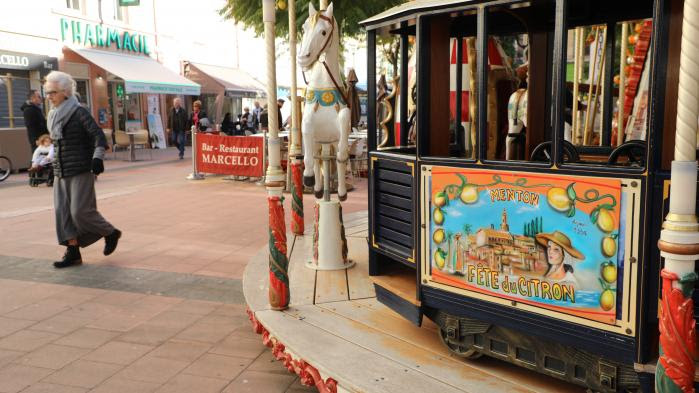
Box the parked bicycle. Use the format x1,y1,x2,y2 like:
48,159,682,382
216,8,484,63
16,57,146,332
0,155,12,182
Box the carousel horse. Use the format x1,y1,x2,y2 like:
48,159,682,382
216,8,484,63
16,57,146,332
298,2,351,200
506,88,528,160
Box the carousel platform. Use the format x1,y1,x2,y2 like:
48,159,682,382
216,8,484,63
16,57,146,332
243,211,585,393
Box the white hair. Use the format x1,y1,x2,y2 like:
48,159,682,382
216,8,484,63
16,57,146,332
45,71,76,96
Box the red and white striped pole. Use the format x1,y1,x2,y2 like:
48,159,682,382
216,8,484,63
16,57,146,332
263,0,289,310
288,0,304,235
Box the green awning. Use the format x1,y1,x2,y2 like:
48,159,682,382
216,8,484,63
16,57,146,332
72,48,200,95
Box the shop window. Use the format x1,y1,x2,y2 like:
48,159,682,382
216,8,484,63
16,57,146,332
0,74,30,129
114,0,128,22
485,2,555,163
124,93,141,121
74,79,91,110
562,0,654,168
66,0,80,11
201,94,218,123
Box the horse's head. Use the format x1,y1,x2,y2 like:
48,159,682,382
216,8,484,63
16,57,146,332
298,2,335,72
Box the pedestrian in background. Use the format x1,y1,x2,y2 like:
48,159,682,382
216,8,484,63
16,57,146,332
188,100,208,132
252,101,262,131
45,71,121,268
221,112,236,135
241,107,253,133
168,97,188,159
21,90,48,153
276,99,284,130
259,104,269,132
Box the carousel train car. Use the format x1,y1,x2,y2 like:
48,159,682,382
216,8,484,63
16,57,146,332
361,0,696,391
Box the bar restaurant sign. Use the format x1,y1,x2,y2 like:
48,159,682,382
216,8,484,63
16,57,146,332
60,18,150,55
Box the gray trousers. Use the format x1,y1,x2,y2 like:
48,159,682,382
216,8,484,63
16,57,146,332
54,171,115,247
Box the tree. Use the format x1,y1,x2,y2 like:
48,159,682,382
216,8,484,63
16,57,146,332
219,0,405,40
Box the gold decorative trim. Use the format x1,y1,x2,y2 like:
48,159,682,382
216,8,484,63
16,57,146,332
665,213,698,223
662,221,699,232
372,234,377,248
406,161,415,177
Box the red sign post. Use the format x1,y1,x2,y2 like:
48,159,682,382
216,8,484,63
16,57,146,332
195,134,264,177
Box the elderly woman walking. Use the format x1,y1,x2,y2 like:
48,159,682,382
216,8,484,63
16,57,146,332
45,71,121,268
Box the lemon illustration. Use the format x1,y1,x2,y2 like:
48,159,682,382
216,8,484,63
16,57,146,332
434,249,446,269
601,262,618,283
433,208,444,225
433,229,445,244
601,237,617,257
547,187,572,212
433,191,447,208
460,185,479,204
599,289,615,311
597,209,615,233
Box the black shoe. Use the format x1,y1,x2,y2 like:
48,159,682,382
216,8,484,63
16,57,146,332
54,246,82,268
103,229,121,256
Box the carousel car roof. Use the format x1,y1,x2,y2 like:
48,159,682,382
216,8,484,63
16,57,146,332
361,0,476,28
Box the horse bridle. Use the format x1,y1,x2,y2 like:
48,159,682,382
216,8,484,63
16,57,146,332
302,12,351,109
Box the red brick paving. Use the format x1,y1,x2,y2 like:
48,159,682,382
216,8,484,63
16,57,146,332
0,152,368,392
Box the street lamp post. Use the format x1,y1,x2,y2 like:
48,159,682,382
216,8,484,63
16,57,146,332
655,0,699,391
263,0,289,311
289,0,304,235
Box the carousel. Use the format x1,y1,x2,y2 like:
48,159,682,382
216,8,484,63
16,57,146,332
245,0,699,392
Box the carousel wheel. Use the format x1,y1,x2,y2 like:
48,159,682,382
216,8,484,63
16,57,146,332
438,328,483,359
530,140,579,163
607,140,646,167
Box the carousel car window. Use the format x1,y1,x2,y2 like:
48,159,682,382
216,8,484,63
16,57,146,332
420,10,479,159
376,31,413,150
448,32,477,158
484,2,555,163
562,0,654,168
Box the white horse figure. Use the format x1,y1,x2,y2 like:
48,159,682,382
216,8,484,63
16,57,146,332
298,2,351,201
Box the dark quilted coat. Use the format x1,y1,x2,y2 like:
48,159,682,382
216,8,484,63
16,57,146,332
53,107,107,178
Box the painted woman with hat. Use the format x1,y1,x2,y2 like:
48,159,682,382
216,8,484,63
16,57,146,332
535,231,585,285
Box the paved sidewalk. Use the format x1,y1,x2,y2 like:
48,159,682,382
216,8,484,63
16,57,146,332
1,147,189,188
0,157,368,392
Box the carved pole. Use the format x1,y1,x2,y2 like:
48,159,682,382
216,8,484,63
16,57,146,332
263,0,289,311
616,22,628,147
289,0,304,235
571,27,581,144
655,0,699,391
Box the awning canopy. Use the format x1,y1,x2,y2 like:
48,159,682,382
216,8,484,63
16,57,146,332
189,62,265,98
71,48,200,95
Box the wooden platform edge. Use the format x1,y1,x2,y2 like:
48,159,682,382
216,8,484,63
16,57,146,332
243,225,356,393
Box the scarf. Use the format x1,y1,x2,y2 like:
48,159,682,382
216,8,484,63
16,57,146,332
47,95,80,141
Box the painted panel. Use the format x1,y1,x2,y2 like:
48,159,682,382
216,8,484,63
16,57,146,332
427,166,623,325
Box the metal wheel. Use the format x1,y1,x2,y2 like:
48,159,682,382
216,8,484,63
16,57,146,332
607,140,646,167
0,156,11,182
438,328,483,359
